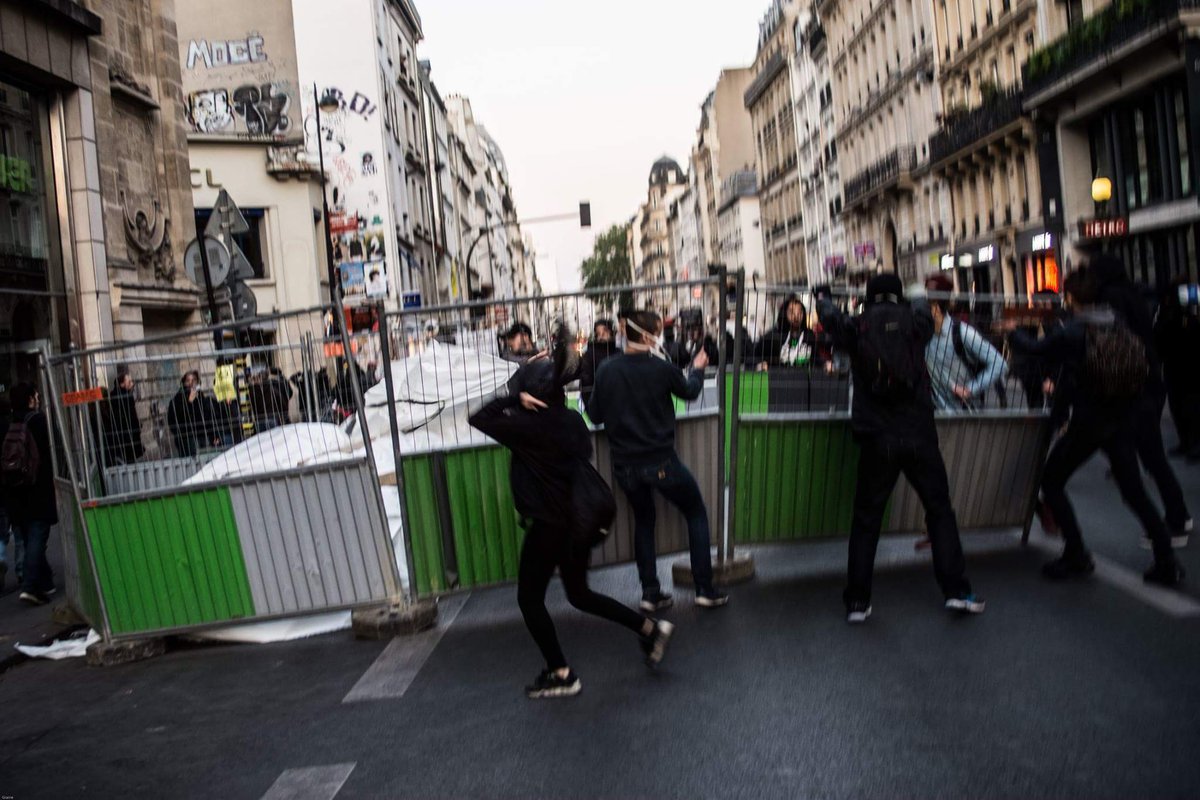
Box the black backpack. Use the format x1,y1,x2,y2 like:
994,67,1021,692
1084,321,1147,402
570,459,616,549
950,320,1008,408
1,413,40,488
855,303,923,401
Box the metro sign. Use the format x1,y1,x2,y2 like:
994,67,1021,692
1079,217,1128,239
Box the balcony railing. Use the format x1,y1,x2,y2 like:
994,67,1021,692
1023,0,1196,99
844,145,917,207
928,88,1024,165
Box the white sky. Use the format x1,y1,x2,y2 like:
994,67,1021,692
418,0,767,293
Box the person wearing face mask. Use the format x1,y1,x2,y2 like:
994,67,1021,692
587,309,729,611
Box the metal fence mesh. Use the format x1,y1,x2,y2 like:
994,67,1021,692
45,306,369,502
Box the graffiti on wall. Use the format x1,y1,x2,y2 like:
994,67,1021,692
185,36,268,70
187,82,292,136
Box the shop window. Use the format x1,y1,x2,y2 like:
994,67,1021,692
193,207,268,280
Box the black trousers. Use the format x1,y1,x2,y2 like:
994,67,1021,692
517,520,646,671
1136,384,1191,529
1042,412,1173,562
845,432,971,607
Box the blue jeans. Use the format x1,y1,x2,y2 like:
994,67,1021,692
614,454,714,593
13,520,53,595
0,508,19,581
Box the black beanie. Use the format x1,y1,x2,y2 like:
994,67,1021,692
866,273,904,304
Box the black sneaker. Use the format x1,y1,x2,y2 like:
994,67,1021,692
639,590,674,613
525,669,582,699
846,601,872,624
640,619,674,667
1144,560,1185,588
1041,552,1095,580
694,587,729,608
18,591,48,607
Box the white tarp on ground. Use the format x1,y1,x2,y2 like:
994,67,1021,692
16,628,100,660
183,344,515,643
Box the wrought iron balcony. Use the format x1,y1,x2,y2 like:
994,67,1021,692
928,88,1024,166
843,145,917,208
1023,0,1196,99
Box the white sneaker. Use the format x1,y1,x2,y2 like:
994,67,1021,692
846,604,872,624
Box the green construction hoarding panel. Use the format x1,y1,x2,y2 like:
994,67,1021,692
401,456,448,595
734,420,862,542
443,447,522,589
83,487,255,635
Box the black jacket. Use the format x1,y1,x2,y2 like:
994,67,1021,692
587,352,703,465
579,339,620,403
167,389,220,457
6,410,58,525
817,297,936,439
469,395,591,524
102,386,143,465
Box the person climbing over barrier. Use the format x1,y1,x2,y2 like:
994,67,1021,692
469,324,673,700
815,274,984,623
587,309,729,612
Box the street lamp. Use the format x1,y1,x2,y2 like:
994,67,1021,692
314,85,342,305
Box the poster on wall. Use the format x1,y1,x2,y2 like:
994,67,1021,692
177,0,302,142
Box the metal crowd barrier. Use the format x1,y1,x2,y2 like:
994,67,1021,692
43,305,402,642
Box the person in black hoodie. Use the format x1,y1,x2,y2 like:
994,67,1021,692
588,309,728,611
1004,268,1184,586
4,382,58,606
816,274,983,622
1090,253,1191,546
469,326,673,700
579,318,619,408
754,295,825,370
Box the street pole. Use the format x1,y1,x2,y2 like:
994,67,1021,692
313,84,339,307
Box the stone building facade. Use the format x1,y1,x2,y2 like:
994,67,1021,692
85,0,200,340
746,0,807,285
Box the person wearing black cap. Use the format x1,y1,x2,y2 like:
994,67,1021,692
469,325,673,699
816,274,983,623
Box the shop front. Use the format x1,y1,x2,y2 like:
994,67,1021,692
0,78,68,394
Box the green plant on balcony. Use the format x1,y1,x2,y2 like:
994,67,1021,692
1025,0,1159,85
978,80,1001,103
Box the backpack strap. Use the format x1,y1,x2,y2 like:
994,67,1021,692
951,320,983,375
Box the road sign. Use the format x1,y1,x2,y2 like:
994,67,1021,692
231,281,258,320
205,189,250,238
184,236,231,286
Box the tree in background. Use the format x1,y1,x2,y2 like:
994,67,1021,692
581,224,634,312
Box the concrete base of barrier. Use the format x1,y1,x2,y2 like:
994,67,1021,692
351,598,439,640
86,637,166,667
671,551,756,588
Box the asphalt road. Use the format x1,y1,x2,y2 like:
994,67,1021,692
0,450,1197,799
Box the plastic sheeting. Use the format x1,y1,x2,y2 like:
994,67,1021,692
16,629,100,660
183,344,515,643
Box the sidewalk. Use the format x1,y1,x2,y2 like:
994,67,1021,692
0,524,78,671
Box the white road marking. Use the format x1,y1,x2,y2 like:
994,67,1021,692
342,593,470,703
261,763,356,800
1030,540,1200,618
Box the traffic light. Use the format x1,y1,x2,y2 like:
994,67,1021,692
579,202,592,228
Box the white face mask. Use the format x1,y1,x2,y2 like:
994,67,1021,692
627,319,668,361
